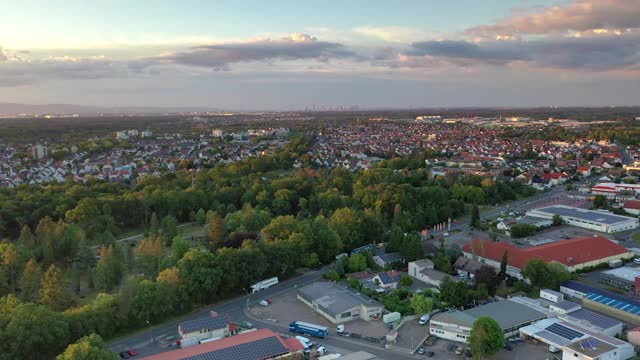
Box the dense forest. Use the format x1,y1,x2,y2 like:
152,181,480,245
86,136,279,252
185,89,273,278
0,133,536,359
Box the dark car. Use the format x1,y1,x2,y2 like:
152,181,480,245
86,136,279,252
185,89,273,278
504,343,513,351
119,352,131,359
424,350,435,357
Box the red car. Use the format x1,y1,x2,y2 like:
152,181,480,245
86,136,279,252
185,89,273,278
127,350,138,357
266,298,273,304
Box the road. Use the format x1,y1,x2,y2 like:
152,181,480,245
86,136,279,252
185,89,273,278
92,223,197,249
616,140,633,165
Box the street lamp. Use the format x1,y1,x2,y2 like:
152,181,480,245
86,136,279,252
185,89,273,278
146,320,154,343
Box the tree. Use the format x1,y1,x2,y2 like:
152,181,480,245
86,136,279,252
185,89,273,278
347,253,367,273
499,250,508,278
160,215,178,247
593,195,607,209
19,259,42,302
329,208,364,251
56,333,118,360
195,208,207,225
474,266,499,296
94,246,124,292
149,212,159,235
469,317,504,359
510,223,537,238
471,204,480,228
439,277,468,308
552,214,564,226
522,259,549,288
18,224,36,249
40,265,73,311
134,237,163,278
410,293,433,315
387,225,404,252
434,238,452,273
399,275,413,287
400,232,424,261
207,212,225,250
303,216,342,263
177,249,220,304
0,242,20,293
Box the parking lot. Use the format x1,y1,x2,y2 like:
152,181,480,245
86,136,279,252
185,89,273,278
248,289,388,338
393,319,429,351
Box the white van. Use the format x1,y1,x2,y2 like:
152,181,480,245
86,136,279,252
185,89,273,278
419,314,430,326
295,336,313,349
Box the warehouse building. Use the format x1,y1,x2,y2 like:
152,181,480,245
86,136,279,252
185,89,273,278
178,312,235,343
141,328,304,360
526,205,638,233
561,281,640,325
462,236,633,279
601,267,640,291
519,318,634,360
297,282,384,324
429,299,545,342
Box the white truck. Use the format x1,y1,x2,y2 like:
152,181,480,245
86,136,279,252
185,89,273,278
251,277,279,293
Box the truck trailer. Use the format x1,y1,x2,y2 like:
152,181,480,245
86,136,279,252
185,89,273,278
250,277,279,293
289,321,329,338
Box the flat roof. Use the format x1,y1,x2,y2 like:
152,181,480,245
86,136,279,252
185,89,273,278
298,282,382,317
464,300,546,330
564,308,621,331
602,266,640,282
532,205,636,225
565,337,616,357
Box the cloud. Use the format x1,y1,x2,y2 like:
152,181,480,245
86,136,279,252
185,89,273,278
466,0,640,37
158,33,357,69
0,54,154,86
405,34,640,71
353,26,424,42
0,48,7,62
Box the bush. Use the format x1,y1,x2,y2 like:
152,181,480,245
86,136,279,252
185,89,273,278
399,275,413,287
323,270,340,282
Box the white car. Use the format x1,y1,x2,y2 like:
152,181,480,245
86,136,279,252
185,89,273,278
634,258,640,265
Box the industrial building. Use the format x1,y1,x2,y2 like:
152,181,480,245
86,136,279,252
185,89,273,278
178,312,234,344
297,282,384,324
526,205,639,233
140,328,304,360
561,281,640,325
462,236,633,279
601,267,640,291
519,318,634,360
429,299,545,342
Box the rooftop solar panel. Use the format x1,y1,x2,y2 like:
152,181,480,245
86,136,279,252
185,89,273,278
585,292,640,318
546,323,583,340
567,309,620,330
182,336,288,360
181,314,230,334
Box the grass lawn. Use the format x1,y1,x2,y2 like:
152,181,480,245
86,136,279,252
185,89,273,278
632,232,640,244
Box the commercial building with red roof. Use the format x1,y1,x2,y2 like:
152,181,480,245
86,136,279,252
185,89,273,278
462,236,634,280
624,200,640,215
140,328,303,360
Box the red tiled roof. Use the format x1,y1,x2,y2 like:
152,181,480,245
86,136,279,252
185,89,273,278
624,200,640,210
577,166,590,171
462,236,629,270
140,328,302,360
542,173,567,180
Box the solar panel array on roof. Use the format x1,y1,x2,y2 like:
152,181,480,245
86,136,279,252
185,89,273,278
377,272,398,284
578,338,599,350
567,308,621,330
586,293,640,316
181,314,229,334
546,323,584,340
182,336,288,360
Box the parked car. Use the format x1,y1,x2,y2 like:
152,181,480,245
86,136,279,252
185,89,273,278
424,350,435,357
119,352,131,359
126,349,138,357
258,300,269,306
419,314,430,326
417,348,425,355
504,343,513,351
265,298,273,304
634,258,640,265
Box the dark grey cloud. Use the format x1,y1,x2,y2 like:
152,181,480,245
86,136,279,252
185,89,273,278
405,34,640,71
159,33,357,69
0,56,155,87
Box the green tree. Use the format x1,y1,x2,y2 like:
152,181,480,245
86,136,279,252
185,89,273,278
195,208,207,225
347,253,367,273
522,259,549,288
40,265,73,311
499,250,508,278
474,266,499,296
593,195,607,209
510,223,538,238
207,212,225,250
329,208,365,251
399,275,414,287
0,242,20,293
134,237,163,278
177,249,220,303
160,215,178,247
19,259,42,302
439,277,468,308
94,246,124,292
434,238,452,273
149,212,159,235
552,214,564,226
303,216,342,263
471,204,480,228
400,232,424,261
18,224,36,250
469,317,504,359
387,225,404,252
56,333,117,360
410,293,433,315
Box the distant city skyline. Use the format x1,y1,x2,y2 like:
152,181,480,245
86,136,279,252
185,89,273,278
1,0,639,110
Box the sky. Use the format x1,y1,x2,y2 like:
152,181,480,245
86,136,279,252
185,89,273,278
1,0,639,110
